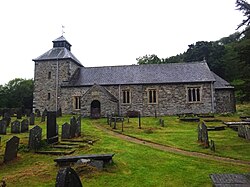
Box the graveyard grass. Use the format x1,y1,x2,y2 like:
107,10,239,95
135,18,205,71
0,104,249,186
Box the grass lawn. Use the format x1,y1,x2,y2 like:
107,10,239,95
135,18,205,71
0,111,249,186
97,113,250,161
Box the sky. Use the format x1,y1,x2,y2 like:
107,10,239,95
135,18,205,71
0,0,244,85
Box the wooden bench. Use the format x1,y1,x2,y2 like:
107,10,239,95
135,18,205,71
54,153,115,167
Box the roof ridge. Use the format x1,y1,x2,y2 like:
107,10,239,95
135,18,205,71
82,61,206,69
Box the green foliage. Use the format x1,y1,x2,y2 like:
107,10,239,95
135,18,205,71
136,54,162,64
236,0,250,32
0,78,34,109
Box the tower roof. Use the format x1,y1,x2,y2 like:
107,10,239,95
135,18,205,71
33,36,83,67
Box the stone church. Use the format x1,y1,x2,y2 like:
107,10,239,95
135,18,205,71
33,36,236,117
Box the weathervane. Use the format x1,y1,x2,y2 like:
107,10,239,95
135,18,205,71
62,25,65,36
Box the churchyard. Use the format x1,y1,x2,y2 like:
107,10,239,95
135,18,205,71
0,104,249,186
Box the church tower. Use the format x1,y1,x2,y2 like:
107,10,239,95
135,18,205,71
33,36,83,112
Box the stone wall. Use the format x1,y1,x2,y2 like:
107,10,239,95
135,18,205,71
214,89,236,113
33,59,80,112
59,82,214,117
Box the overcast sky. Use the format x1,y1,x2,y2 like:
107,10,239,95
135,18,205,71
0,0,244,85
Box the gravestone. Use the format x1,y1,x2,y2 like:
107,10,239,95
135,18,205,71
159,119,164,127
21,119,29,133
41,112,46,122
36,109,41,117
16,109,22,119
11,120,21,134
61,123,71,139
201,122,209,148
55,167,82,187
75,116,81,137
246,126,250,140
3,112,11,126
210,140,215,152
41,109,47,122
47,111,58,144
238,125,245,138
25,109,32,117
238,125,250,140
29,125,42,150
57,108,62,117
197,124,202,142
0,120,7,135
29,112,35,125
70,116,77,138
4,136,20,163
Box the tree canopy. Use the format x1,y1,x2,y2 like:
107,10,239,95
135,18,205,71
236,0,250,32
0,78,34,109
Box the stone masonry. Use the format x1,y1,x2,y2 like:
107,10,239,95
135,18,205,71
33,36,236,117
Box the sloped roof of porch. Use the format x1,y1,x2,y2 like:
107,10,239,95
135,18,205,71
82,84,118,102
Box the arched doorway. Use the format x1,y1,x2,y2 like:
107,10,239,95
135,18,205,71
91,100,101,118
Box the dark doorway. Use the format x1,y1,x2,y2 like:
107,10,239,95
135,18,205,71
91,100,101,118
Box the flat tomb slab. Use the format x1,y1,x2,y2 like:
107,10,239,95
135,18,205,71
54,153,115,166
223,122,250,126
210,174,250,186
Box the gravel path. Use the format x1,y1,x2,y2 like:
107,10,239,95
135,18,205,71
96,125,250,166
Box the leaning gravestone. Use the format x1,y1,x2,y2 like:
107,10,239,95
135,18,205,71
201,122,209,148
197,124,202,142
61,122,71,139
70,116,77,138
29,125,42,150
47,111,58,144
11,120,21,134
0,120,7,135
4,136,20,163
29,112,35,125
21,119,29,133
55,167,82,187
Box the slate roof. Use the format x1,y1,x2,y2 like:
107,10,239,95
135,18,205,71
53,36,71,45
33,36,83,67
65,62,216,87
212,72,234,89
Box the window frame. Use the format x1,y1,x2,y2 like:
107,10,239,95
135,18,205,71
147,88,158,104
186,86,202,103
122,90,131,104
73,96,81,110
